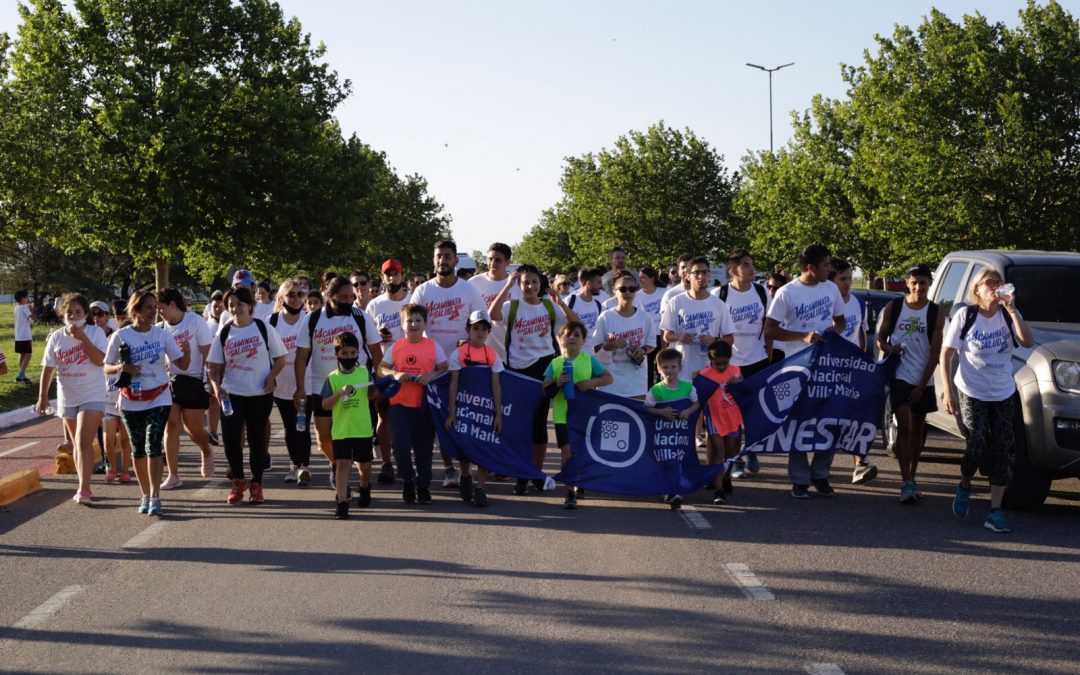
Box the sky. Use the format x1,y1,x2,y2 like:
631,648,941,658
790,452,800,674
3,1,1077,256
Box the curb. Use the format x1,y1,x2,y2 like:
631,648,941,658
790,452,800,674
0,469,43,506
0,399,56,431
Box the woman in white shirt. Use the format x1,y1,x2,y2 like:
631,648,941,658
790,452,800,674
593,271,655,399
269,280,312,485
941,267,1034,533
90,300,134,484
36,294,109,505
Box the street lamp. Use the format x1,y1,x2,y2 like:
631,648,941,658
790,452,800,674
746,62,794,153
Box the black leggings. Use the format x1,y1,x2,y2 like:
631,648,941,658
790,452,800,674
274,397,312,467
222,394,274,484
509,354,555,445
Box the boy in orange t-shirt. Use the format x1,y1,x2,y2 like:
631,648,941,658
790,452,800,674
699,341,743,505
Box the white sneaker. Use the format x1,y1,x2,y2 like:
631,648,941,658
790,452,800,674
160,474,182,490
442,465,459,488
297,466,311,486
284,466,299,483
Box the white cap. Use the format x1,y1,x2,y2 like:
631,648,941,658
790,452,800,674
90,301,111,314
467,310,492,326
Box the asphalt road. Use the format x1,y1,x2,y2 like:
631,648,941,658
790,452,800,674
1,417,1078,673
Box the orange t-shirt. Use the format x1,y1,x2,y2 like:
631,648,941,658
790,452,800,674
389,338,437,407
699,365,743,436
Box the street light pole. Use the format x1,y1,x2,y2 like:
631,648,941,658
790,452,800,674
746,62,794,153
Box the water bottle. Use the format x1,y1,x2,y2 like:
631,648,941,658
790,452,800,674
131,379,142,396
295,399,307,432
221,391,234,417
996,283,1015,298
698,331,708,354
563,359,575,400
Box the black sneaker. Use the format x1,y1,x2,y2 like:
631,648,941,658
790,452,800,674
357,486,372,508
792,484,810,499
513,478,528,495
459,475,474,503
574,487,586,499
402,481,416,504
668,494,684,510
377,463,395,484
563,489,577,510
207,432,220,447
472,487,488,508
530,478,544,492
335,500,349,520
811,478,835,497
712,489,727,505
329,464,337,490
264,453,273,471
722,473,733,496
417,487,432,504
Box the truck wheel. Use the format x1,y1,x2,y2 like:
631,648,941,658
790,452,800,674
1003,405,1052,509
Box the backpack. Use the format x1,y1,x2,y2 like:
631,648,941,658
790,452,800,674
568,293,602,317
957,304,1018,348
506,298,559,361
304,307,373,373
880,298,940,345
219,318,273,366
717,282,770,337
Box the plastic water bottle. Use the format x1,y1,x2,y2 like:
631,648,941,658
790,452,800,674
698,331,708,354
996,283,1015,298
221,391,234,417
295,399,307,432
563,359,575,400
131,379,142,396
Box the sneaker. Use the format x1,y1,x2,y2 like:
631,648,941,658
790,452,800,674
335,500,350,520
472,487,488,508
852,462,878,485
249,481,265,504
74,490,93,506
119,471,133,485
160,474,182,490
791,484,810,499
105,468,117,484
417,487,432,504
442,465,459,488
531,478,545,492
207,432,220,446
563,489,577,510
93,461,108,474
713,489,727,505
225,467,234,480
459,475,474,503
147,498,163,517
402,481,416,504
574,487,586,499
746,454,760,474
721,473,733,496
263,453,273,471
984,509,1010,533
329,464,337,490
667,494,684,510
227,479,248,505
377,463,395,484
284,466,299,483
731,459,745,479
357,486,372,508
899,481,917,504
913,480,922,500
200,452,215,479
297,466,311,486
811,478,835,497
137,495,150,514
513,478,528,495
952,482,972,518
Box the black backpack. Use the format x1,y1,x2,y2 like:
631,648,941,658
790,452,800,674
218,318,273,366
879,298,940,345
956,304,1018,348
717,282,770,337
302,307,372,371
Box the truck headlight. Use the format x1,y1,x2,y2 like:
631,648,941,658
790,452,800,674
1053,360,1080,394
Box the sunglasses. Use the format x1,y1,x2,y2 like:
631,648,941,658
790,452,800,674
353,280,369,287
689,270,710,276
90,311,106,317
615,286,638,293
285,291,304,298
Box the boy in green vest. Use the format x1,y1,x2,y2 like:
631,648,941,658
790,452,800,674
321,332,376,520
542,321,613,510
644,348,701,509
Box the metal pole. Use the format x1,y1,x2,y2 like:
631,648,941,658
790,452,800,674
746,62,794,153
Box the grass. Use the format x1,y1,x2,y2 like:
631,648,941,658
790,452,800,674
0,302,57,413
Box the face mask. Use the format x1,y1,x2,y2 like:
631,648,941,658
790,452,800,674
283,303,302,315
66,318,86,329
329,301,351,316
388,283,404,294
337,357,359,371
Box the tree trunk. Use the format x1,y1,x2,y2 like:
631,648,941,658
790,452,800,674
154,257,169,293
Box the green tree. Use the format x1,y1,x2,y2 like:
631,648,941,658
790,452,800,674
515,209,577,273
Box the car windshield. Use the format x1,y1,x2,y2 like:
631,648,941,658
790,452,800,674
1006,265,1080,323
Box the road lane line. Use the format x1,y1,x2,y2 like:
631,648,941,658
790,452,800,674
122,521,168,549
679,505,712,529
12,585,86,629
0,441,40,458
724,563,775,601
805,664,845,675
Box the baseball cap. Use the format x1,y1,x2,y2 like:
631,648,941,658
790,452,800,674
210,290,224,300
467,310,492,327
89,301,110,314
232,268,255,287
381,259,403,275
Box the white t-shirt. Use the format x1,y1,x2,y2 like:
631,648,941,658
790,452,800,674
447,345,505,372
567,293,604,350
660,284,689,315
469,274,521,310
253,302,274,322
14,304,32,341
659,292,737,379
104,326,184,411
269,312,306,400
717,285,769,366
409,278,486,355
944,309,1016,401
207,320,288,397
838,295,868,349
601,295,645,312
161,311,213,378
638,288,664,326
107,318,120,333
592,307,656,398
296,308,382,394
366,294,409,343
892,302,932,386
499,299,566,370
43,324,108,408
766,279,845,357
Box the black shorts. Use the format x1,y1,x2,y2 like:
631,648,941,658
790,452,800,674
332,437,374,462
889,379,938,416
14,340,32,355
308,393,333,418
170,374,210,410
554,423,569,447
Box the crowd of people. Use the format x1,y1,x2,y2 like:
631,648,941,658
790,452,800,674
6,239,1032,531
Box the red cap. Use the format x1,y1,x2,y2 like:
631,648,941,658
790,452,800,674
381,259,403,274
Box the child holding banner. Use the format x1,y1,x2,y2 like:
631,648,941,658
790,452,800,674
321,332,377,520
698,341,743,504
445,310,504,507
645,348,700,509
543,322,612,510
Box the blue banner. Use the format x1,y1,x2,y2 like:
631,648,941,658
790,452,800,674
555,389,727,495
728,332,899,457
425,367,548,481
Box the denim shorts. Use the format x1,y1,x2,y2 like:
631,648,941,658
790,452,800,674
59,401,107,420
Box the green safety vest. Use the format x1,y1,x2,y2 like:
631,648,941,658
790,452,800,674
327,368,373,440
550,352,599,424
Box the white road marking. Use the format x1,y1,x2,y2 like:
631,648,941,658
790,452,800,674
121,521,168,549
805,664,845,675
724,563,776,601
0,441,40,458
12,585,86,629
679,505,712,529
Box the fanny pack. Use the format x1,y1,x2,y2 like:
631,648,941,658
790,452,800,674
120,382,170,402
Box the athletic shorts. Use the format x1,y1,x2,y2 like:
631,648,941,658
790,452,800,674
739,358,771,379
170,374,210,410
59,401,107,420
14,340,32,355
889,379,938,416
308,393,332,418
332,436,374,462
554,423,569,447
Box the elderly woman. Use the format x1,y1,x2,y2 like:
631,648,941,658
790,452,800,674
941,268,1034,533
